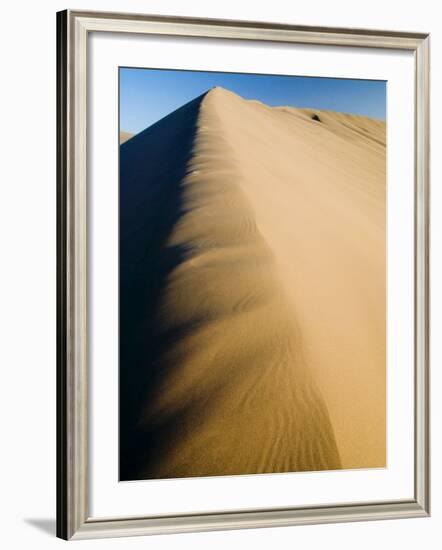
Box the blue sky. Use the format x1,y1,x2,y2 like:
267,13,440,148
120,67,386,134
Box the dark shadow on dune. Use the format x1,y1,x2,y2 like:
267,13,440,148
119,92,207,481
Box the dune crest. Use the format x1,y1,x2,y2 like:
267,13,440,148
119,130,134,144
120,87,385,480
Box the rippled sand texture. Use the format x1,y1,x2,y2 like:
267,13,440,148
119,87,386,480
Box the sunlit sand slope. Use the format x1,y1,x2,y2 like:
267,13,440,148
120,87,385,480
119,131,134,144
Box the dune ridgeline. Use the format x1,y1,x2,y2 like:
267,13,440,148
120,87,386,481
119,131,134,144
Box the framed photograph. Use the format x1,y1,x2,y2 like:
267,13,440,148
57,9,430,540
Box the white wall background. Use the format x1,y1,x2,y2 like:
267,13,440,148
0,1,439,548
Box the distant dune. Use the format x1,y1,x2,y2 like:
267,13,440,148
120,87,386,480
120,131,134,144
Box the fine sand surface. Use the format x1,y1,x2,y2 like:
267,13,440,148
120,87,386,480
120,131,134,144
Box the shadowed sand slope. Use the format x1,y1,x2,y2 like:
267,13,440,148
120,87,385,480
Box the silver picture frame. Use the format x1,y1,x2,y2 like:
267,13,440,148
56,9,430,540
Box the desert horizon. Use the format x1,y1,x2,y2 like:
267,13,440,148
119,82,386,481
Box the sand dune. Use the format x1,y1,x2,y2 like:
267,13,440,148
120,87,385,480
120,131,134,144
